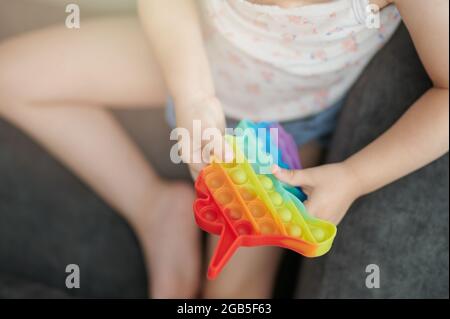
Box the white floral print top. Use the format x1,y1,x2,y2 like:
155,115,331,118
200,0,401,121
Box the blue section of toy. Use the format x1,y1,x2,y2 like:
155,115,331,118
235,120,307,202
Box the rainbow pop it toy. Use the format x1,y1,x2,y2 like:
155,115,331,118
193,121,337,279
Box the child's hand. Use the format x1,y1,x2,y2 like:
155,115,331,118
175,95,231,179
272,162,362,225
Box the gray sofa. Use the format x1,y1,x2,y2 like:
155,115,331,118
0,3,448,298
296,24,449,299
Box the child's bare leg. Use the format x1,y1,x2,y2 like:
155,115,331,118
203,140,323,298
204,237,281,298
0,16,200,298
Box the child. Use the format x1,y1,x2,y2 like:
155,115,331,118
0,0,447,298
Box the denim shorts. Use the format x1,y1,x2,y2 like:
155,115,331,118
165,99,344,147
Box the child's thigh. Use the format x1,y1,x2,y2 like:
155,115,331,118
0,15,166,109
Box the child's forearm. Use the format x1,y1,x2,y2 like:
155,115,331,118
344,87,449,196
138,0,215,104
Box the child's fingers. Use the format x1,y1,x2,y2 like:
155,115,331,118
190,136,233,181
199,135,233,166
303,200,312,215
272,164,311,186
209,136,234,163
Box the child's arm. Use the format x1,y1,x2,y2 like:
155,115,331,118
274,0,449,224
138,0,226,178
138,0,213,104
347,0,449,194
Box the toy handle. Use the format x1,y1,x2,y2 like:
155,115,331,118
207,228,239,280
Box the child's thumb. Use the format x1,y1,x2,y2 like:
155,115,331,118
272,164,311,187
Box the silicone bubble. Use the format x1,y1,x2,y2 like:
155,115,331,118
257,152,271,167
226,206,243,220
258,175,273,190
206,175,224,189
240,187,256,201
259,220,276,234
312,228,326,242
215,190,233,206
235,221,252,235
230,169,248,185
269,192,283,206
248,202,266,218
288,224,302,237
279,208,292,222
202,209,217,222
